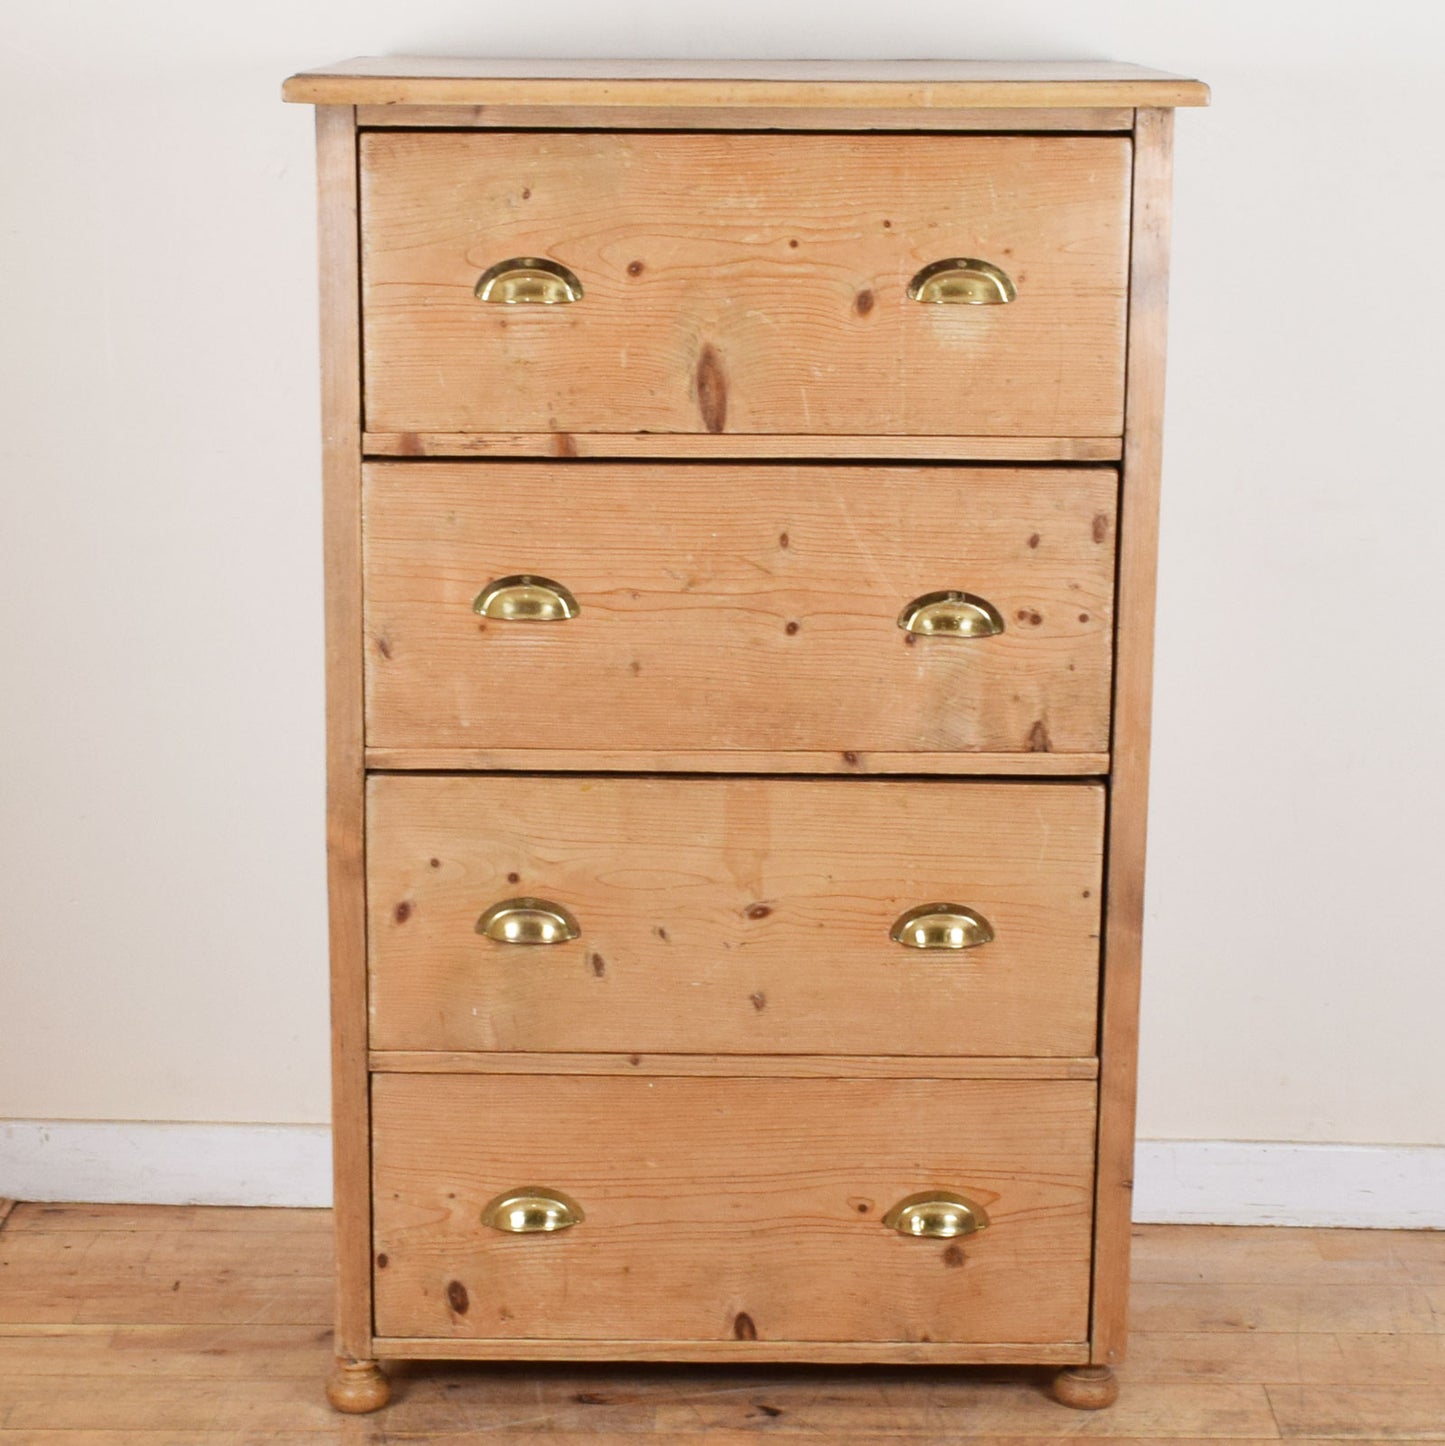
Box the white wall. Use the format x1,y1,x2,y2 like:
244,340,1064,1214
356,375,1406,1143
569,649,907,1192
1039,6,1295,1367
2,4,1442,1202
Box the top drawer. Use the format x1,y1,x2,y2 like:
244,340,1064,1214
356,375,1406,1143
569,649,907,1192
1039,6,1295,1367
360,132,1130,440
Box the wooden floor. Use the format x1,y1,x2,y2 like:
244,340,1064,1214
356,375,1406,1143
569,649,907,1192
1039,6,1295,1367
0,1200,1440,1442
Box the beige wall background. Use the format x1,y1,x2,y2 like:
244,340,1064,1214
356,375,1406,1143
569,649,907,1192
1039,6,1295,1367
2,4,1442,1167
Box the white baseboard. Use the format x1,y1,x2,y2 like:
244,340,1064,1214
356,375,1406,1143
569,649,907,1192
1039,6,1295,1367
2,1123,1442,1227
1133,1140,1445,1229
0,1120,331,1207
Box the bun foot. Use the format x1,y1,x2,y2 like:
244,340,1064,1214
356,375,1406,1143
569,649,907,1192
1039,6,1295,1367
326,1358,390,1414
1052,1364,1119,1410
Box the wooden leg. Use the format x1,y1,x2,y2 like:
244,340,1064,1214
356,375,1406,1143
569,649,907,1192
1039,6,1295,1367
326,1358,390,1414
1052,1364,1119,1410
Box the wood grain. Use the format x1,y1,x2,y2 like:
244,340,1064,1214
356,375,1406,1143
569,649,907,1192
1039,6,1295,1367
359,132,1130,438
356,103,1136,132
1267,1384,1445,1439
1133,1222,1445,1286
1126,1328,1445,1384
363,463,1118,757
3,1202,328,1233
293,82,1205,1394
362,431,1125,461
0,1229,328,1280
313,104,371,1366
371,1073,1097,1345
0,1376,342,1434
0,1322,335,1379
644,1379,1275,1438
372,1338,1089,1365
282,56,1211,109
0,1277,331,1327
1091,107,1176,1368
1129,1279,1445,1335
369,1052,1100,1080
365,747,1110,775
2,1202,1441,1439
366,775,1104,1056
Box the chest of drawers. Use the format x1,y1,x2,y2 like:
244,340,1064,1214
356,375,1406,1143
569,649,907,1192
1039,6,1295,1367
283,57,1207,1416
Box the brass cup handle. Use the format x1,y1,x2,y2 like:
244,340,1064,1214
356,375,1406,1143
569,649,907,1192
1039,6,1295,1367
907,258,1017,305
883,1190,990,1238
476,897,581,945
898,590,1004,638
891,903,995,950
475,257,583,305
481,1187,585,1233
474,575,579,622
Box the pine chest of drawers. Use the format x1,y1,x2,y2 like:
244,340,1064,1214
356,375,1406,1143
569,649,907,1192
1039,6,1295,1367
283,57,1207,1415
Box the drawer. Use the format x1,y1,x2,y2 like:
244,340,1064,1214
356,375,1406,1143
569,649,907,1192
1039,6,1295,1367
367,775,1103,1056
360,132,1129,439
372,1073,1096,1344
363,462,1116,758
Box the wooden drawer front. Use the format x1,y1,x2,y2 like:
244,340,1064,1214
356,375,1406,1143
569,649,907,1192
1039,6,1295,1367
363,463,1116,758
367,775,1103,1057
360,132,1129,439
372,1073,1095,1344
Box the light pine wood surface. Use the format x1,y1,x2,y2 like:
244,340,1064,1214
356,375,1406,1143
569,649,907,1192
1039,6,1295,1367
363,463,1118,757
372,1074,1097,1346
365,747,1112,775
362,431,1126,461
313,104,372,1370
298,81,1205,1408
1092,107,1176,1366
360,132,1130,439
0,1204,1438,1440
370,1052,1099,1079
282,57,1210,109
367,775,1104,1056
355,103,1137,132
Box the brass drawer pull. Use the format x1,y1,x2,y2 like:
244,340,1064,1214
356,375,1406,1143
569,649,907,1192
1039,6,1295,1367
481,1187,585,1233
475,257,583,305
476,897,580,945
883,1190,990,1238
890,903,995,950
897,590,1004,638
474,575,579,622
907,258,1016,305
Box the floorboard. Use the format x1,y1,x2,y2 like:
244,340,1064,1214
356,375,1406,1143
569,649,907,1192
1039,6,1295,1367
0,1203,1440,1439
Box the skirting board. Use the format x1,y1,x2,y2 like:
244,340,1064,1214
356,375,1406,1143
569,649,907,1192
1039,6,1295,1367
0,1121,331,1209
1,1123,1442,1227
1132,1140,1445,1229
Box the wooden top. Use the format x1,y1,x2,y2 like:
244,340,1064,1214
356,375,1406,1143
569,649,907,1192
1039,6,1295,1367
282,58,1209,110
